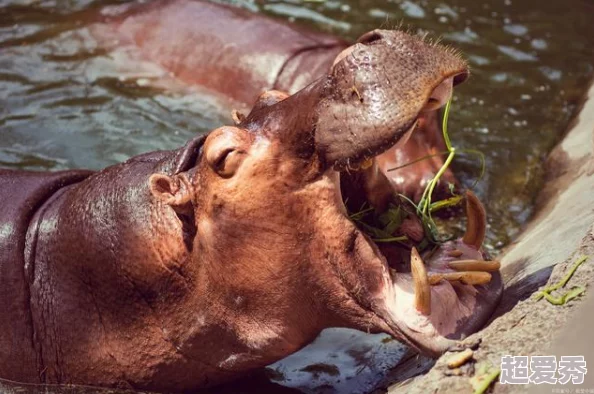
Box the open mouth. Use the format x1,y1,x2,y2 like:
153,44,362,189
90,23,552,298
333,91,503,356
241,29,504,356
336,142,503,355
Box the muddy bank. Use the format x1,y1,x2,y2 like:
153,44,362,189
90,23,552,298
388,78,594,393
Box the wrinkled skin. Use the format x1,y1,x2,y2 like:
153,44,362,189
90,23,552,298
0,30,502,392
95,0,456,201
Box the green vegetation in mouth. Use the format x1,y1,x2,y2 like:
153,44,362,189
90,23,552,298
534,255,588,305
406,98,485,243
348,98,486,250
349,202,410,246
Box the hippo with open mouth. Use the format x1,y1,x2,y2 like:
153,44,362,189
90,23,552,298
95,0,460,201
0,30,502,392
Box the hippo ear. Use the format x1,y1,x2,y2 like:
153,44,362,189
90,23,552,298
173,134,208,175
253,90,289,109
149,173,197,250
237,90,290,125
149,173,192,208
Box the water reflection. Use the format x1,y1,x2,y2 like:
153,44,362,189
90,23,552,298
0,0,593,249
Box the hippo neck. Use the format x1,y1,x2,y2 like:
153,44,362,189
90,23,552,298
19,149,312,390
21,152,213,388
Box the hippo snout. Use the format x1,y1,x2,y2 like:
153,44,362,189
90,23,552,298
312,29,469,171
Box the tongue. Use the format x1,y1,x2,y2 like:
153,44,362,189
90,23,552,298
388,272,479,354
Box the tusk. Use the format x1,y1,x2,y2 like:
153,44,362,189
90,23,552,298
411,247,431,315
448,260,501,272
360,158,373,170
429,271,492,286
462,191,487,250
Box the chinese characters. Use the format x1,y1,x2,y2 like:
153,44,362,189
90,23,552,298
501,355,587,385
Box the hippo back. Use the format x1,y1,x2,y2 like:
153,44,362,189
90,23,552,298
101,0,346,105
0,169,92,383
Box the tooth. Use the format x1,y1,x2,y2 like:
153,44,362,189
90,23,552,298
448,260,500,272
411,247,431,315
429,271,492,286
462,191,487,250
447,249,464,257
428,275,442,285
461,272,492,285
360,158,373,170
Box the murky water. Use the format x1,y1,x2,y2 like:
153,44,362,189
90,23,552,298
0,0,593,393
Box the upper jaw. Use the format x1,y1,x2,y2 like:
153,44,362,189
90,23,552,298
239,29,468,177
313,29,468,171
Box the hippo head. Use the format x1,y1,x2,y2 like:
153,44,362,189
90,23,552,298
148,30,502,372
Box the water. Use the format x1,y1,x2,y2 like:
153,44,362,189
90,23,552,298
0,0,593,392
1,0,593,249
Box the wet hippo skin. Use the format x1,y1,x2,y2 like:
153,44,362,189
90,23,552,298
101,0,346,106
0,30,502,392
97,0,456,201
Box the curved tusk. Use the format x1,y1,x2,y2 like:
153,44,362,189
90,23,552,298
411,247,431,315
462,190,487,250
448,260,501,272
429,271,492,286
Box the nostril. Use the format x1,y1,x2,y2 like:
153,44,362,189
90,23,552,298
453,71,469,86
356,30,383,45
422,77,454,112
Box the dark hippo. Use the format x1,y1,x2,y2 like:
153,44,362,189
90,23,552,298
0,30,501,392
95,0,456,201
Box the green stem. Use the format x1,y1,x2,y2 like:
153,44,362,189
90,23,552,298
349,206,374,220
423,148,456,218
442,99,453,151
386,151,450,172
539,287,585,305
429,195,463,212
473,368,500,394
535,255,588,303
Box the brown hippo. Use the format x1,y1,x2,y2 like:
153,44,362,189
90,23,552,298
95,0,456,201
0,30,501,392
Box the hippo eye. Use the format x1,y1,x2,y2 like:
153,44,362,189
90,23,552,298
213,148,233,169
210,148,245,178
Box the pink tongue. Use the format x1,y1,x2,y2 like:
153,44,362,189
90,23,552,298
390,274,478,339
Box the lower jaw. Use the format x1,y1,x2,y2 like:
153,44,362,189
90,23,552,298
329,135,497,357
373,263,504,357
371,276,458,356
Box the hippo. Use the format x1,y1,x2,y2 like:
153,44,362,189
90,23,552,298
0,30,502,392
95,0,456,201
